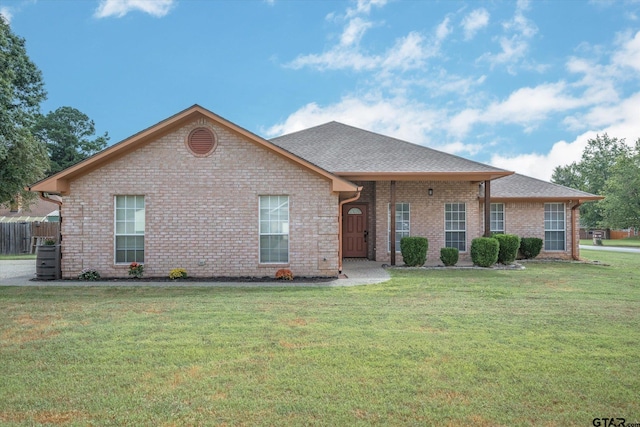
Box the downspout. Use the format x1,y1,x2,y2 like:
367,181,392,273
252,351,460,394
38,192,62,241
338,188,363,273
571,201,583,260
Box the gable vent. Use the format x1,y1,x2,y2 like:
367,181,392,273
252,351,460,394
187,127,217,156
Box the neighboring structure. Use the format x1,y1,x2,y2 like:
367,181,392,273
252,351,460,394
29,105,602,279
0,197,59,223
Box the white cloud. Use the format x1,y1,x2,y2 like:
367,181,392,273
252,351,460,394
266,95,437,141
278,0,640,183
381,32,427,72
448,82,585,138
436,16,452,41
461,8,489,40
94,0,175,18
340,16,372,46
0,6,13,23
612,30,640,72
490,90,640,180
480,0,538,72
345,0,387,18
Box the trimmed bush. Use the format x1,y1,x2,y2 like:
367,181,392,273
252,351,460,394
471,237,499,267
493,234,521,264
169,268,187,280
400,236,428,267
440,247,459,266
519,237,543,259
275,269,294,280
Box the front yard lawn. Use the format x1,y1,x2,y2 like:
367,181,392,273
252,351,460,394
1,250,638,425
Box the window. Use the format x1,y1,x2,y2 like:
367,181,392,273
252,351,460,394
388,203,410,252
544,203,565,251
115,195,145,263
445,203,466,252
259,195,289,263
490,203,505,234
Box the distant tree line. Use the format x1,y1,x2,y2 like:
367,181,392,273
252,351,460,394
1,17,108,208
552,134,640,231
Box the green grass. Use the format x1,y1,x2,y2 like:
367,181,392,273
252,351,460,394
581,236,640,247
0,254,36,260
1,252,639,426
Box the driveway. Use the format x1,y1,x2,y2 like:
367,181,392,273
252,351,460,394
579,245,640,254
0,259,391,287
0,260,37,285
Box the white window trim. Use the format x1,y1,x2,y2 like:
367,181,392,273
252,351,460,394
259,195,290,264
490,203,505,234
444,202,467,253
544,202,566,252
114,195,145,264
388,202,410,253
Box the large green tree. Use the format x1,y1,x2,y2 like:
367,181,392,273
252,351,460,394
552,134,630,228
0,17,49,207
33,106,109,175
601,140,640,230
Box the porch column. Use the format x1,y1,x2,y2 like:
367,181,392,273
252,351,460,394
390,180,396,266
484,179,491,237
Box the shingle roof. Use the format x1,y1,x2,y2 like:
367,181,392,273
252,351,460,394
490,173,602,201
270,121,510,176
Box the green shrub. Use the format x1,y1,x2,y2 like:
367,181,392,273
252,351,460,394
519,237,543,259
493,234,521,264
440,247,459,266
400,236,428,267
78,269,100,281
471,237,499,267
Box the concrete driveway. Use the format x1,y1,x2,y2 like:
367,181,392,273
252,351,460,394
0,259,391,287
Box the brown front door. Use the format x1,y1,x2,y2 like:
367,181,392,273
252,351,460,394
343,204,368,258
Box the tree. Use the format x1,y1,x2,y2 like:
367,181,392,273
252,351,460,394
552,134,630,228
33,106,109,175
0,17,49,207
601,140,640,230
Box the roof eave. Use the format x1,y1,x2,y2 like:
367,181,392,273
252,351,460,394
487,196,604,203
335,171,514,181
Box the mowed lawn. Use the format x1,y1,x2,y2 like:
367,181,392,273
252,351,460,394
1,251,638,426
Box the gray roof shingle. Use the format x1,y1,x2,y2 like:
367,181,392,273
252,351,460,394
271,121,601,201
270,121,509,174
490,173,602,200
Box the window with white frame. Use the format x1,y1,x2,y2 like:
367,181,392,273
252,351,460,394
259,195,289,263
490,203,505,234
115,195,145,263
445,203,466,251
388,202,410,252
544,203,565,251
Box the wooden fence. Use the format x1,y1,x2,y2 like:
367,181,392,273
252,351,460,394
0,222,60,255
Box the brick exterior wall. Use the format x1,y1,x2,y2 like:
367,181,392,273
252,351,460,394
60,118,339,279
345,181,578,264
485,201,579,260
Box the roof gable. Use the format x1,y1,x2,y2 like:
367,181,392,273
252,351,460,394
270,121,512,181
29,105,358,195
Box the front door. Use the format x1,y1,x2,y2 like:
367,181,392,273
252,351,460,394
343,204,368,258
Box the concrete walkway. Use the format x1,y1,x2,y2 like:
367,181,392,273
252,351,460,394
0,259,391,287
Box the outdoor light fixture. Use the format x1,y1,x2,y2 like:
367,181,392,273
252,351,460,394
428,188,433,196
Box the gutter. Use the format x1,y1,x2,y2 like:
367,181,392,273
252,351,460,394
338,188,363,273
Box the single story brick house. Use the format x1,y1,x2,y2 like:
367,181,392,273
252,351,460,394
29,105,601,278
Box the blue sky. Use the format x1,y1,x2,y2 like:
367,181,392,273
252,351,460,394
3,0,640,180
